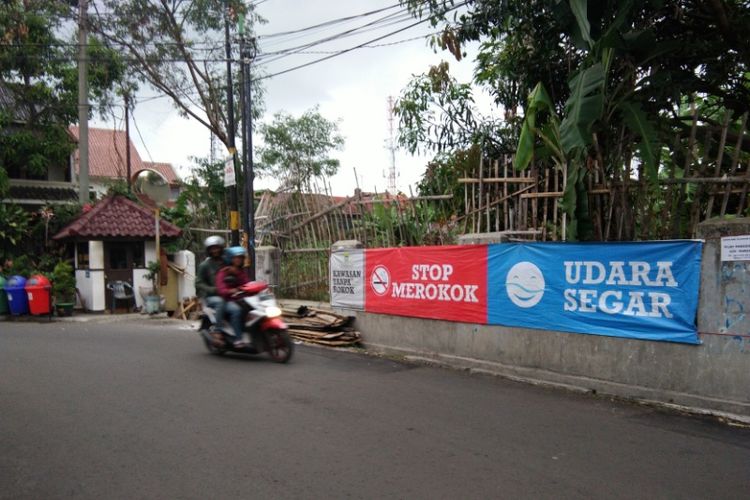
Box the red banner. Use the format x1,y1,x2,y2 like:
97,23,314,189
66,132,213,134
365,245,488,324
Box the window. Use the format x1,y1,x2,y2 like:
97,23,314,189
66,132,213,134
132,244,145,268
76,243,89,269
109,247,128,270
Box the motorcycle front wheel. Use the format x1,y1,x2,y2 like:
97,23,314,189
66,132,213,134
201,330,226,356
265,329,294,363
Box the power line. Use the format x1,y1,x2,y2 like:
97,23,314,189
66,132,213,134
131,108,154,164
256,1,403,40
255,7,415,57
254,1,469,82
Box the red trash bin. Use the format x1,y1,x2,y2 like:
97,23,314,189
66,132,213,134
26,275,52,316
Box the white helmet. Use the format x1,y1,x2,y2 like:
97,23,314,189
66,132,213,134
204,235,226,250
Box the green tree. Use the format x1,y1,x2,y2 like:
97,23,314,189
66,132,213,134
401,0,750,240
0,0,123,188
257,107,344,191
161,156,228,252
91,0,265,148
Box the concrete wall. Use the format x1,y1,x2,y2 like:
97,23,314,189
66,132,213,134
333,221,750,419
697,218,750,336
174,250,196,301
256,246,280,289
132,269,151,308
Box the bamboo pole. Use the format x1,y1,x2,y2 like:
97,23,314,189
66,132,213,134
552,163,558,240
705,110,734,217
494,160,500,232
542,171,549,240
503,157,509,231
720,112,748,217
673,101,698,238
735,159,750,216
482,154,489,233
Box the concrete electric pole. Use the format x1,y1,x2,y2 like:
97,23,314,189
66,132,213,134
225,1,240,246
239,14,256,280
77,0,89,204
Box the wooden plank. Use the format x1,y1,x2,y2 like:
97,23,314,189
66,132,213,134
289,195,355,233
520,191,564,199
458,177,537,184
457,184,536,221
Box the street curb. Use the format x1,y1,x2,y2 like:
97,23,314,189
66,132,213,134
1,312,176,324
360,343,750,427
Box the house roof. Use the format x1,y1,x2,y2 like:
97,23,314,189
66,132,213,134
7,184,78,203
69,126,147,181
52,195,181,240
0,81,33,122
143,161,180,185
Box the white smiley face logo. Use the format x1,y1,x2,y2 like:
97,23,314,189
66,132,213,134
505,262,545,308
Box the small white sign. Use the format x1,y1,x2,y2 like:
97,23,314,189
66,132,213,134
223,157,236,187
330,249,365,310
721,235,750,261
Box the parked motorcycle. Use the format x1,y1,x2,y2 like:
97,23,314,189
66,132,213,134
198,281,294,363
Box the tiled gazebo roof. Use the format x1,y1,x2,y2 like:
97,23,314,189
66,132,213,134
52,195,181,240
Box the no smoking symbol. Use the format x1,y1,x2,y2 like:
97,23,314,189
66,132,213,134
371,266,390,296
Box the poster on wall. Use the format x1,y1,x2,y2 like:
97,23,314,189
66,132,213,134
365,245,488,324
330,249,365,310
721,235,750,261
487,241,703,344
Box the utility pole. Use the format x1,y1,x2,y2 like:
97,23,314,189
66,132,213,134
124,92,131,193
77,0,89,204
225,2,240,246
239,14,256,280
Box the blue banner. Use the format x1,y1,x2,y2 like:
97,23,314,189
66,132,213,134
487,241,702,344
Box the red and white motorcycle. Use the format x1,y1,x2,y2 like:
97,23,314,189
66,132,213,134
198,281,294,363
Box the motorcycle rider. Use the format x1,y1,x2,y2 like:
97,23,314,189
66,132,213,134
216,246,251,347
196,236,227,327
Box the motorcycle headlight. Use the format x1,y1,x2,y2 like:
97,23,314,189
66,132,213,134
265,306,282,318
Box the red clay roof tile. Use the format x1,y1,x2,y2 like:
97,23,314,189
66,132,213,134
52,195,181,240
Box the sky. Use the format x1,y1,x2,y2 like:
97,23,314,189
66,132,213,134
92,0,492,197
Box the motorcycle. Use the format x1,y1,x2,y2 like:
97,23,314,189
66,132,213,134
198,281,294,363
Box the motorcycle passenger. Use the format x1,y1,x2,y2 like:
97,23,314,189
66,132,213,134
196,236,227,326
216,246,251,347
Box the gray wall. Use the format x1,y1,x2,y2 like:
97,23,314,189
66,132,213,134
333,220,750,419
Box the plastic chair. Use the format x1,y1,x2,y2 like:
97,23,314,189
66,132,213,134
107,281,135,313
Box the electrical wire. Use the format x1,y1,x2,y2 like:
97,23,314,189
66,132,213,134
254,1,469,81
255,2,404,40
131,110,155,164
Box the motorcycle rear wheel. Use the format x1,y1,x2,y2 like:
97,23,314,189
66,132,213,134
266,329,294,363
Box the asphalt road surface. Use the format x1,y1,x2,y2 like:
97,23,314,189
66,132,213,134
1,317,749,499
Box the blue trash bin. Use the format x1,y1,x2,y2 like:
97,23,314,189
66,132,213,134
6,275,29,316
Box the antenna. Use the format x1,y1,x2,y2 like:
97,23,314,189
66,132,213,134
386,96,397,193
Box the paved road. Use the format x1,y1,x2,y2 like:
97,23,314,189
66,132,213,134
1,317,749,499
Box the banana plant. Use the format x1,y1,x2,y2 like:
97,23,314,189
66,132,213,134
515,0,663,240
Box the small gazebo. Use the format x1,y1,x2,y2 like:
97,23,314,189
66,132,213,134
53,195,181,311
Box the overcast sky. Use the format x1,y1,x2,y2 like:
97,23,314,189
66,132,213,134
92,0,492,196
